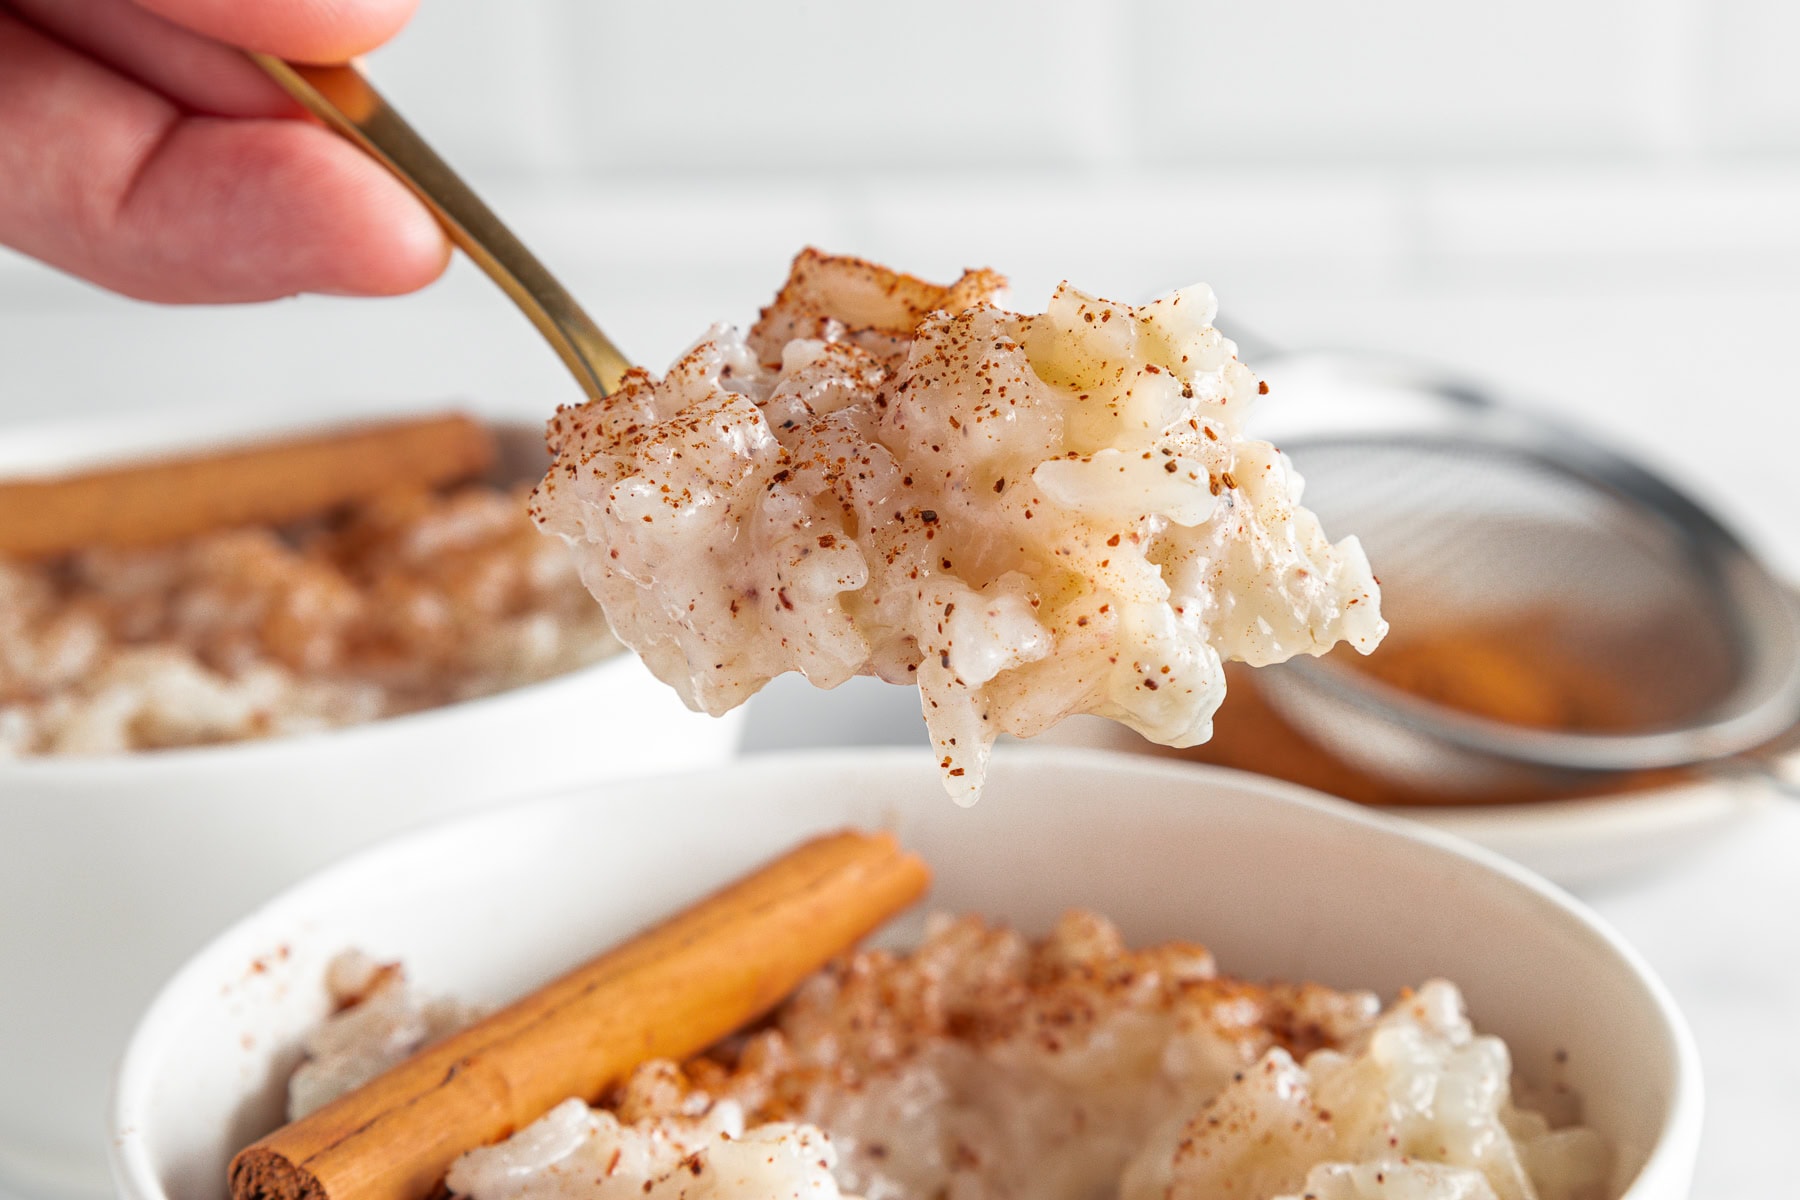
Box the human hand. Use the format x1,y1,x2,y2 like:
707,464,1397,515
0,0,450,303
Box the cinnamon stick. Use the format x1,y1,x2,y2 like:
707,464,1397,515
230,830,931,1200
0,412,495,559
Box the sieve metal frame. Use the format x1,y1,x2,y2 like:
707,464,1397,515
1262,354,1800,776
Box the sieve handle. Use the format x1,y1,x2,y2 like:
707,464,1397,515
1712,753,1800,802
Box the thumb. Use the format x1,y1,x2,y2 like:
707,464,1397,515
128,0,420,64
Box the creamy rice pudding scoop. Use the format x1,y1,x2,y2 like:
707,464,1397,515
531,251,1385,800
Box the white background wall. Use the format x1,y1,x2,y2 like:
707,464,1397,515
3,0,1798,548
3,6,1800,640
5,2,1799,574
367,0,1800,173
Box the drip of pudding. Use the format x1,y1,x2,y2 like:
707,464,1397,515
531,251,1385,800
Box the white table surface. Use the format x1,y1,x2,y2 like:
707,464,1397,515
2,182,1796,1198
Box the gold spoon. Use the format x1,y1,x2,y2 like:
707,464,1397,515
249,55,632,402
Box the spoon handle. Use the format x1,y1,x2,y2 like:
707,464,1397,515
250,55,631,402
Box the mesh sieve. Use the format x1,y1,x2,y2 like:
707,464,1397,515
1249,355,1800,797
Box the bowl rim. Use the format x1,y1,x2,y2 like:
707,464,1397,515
106,746,1704,1200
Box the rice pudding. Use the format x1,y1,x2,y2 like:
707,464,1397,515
531,251,1385,801
0,482,618,756
298,913,1608,1200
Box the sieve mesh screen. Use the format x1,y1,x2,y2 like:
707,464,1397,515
1292,436,1741,735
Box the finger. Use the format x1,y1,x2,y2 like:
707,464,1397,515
0,13,449,302
128,0,419,64
105,118,452,301
9,0,297,118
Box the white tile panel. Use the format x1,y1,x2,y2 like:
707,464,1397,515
1421,166,1800,252
847,169,1410,306
558,0,1128,170
1126,0,1670,160
1698,0,1800,151
363,0,581,177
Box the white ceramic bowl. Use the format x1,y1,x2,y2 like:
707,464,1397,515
0,397,743,1200
111,749,1700,1200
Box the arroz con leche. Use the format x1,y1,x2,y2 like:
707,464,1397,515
531,252,1385,800
295,914,1609,1200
